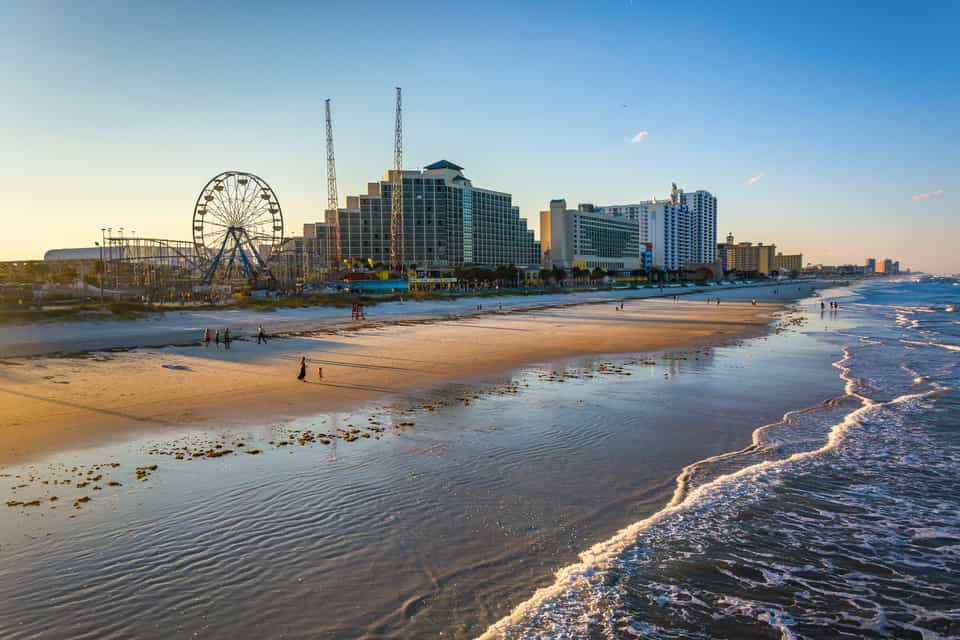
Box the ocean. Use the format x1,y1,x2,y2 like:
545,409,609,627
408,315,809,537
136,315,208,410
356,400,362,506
484,277,960,639
0,279,956,639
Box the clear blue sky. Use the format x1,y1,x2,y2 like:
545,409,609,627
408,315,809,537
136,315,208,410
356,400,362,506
2,1,957,272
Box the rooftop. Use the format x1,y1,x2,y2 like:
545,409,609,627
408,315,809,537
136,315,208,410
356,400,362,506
424,160,464,171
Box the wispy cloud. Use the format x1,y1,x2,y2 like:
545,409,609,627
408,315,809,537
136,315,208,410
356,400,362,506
630,130,649,144
746,173,764,186
912,189,944,201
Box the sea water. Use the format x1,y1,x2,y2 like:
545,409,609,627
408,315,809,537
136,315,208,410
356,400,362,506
482,278,960,639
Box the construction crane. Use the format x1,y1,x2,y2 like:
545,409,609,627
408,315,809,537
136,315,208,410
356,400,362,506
325,98,342,269
390,87,404,274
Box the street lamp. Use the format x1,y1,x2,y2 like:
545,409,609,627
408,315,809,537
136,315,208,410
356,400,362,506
100,228,106,304
95,241,104,304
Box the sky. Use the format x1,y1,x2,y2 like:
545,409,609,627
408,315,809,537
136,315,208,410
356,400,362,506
1,1,958,272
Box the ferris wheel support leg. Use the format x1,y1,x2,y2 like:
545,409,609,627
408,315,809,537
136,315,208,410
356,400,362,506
202,232,232,284
222,240,241,282
236,248,253,280
241,228,270,272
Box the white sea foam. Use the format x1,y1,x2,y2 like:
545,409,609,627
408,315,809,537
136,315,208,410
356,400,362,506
719,596,797,640
900,338,960,352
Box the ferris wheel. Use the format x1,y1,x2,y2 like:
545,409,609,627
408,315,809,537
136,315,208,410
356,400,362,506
192,171,283,284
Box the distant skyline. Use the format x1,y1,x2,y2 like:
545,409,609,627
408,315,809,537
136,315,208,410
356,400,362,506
2,1,957,272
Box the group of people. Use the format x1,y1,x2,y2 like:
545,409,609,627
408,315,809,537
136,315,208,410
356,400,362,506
351,303,367,320
820,300,840,312
614,301,626,311
200,324,269,348
202,326,232,348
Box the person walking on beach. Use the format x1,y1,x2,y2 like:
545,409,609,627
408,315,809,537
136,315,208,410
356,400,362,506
820,301,825,312
203,327,211,346
257,325,267,344
297,356,307,381
224,328,231,349
214,329,221,347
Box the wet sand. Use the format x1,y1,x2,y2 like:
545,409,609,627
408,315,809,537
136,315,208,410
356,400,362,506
0,295,846,639
0,291,804,466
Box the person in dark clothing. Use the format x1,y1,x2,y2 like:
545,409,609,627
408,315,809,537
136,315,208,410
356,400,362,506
257,325,267,344
297,357,307,381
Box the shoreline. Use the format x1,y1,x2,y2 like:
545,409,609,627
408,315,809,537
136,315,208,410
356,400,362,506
0,280,832,359
0,283,848,640
0,285,817,467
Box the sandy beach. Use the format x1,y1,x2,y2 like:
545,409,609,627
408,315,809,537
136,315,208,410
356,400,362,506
0,286,809,466
0,281,863,639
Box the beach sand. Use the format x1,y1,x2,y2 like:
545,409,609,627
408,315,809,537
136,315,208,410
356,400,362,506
0,290,803,466
0,283,845,639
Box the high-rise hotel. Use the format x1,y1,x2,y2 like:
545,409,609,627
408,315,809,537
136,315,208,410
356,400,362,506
596,184,718,271
540,184,717,273
306,161,540,269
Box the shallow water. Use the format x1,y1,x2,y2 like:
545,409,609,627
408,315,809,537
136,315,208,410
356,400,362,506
0,299,846,638
481,278,960,639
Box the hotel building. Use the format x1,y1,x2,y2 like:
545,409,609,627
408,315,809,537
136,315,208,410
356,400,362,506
876,258,901,275
718,233,777,275
680,190,718,264
540,200,641,271
597,184,717,271
306,160,540,269
774,252,803,274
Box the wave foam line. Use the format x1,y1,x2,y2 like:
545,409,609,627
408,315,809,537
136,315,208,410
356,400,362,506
476,347,944,639
900,338,960,352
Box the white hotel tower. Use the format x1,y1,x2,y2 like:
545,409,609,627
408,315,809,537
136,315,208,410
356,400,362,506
599,184,717,271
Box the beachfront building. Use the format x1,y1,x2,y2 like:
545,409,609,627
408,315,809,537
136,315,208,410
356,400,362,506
599,200,685,271
774,252,803,274
680,189,718,264
865,258,877,274
540,200,641,272
719,234,777,275
717,233,735,271
876,258,901,275
307,160,540,269
597,184,717,272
